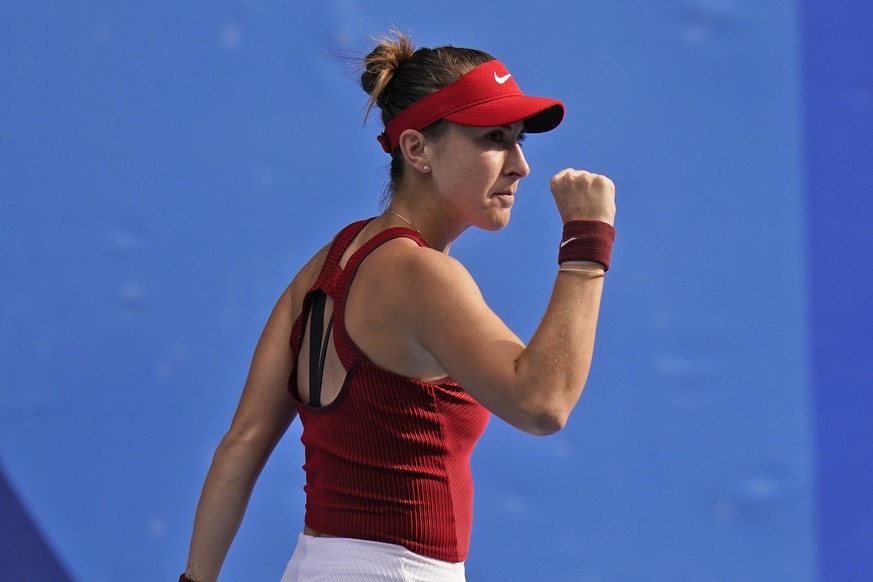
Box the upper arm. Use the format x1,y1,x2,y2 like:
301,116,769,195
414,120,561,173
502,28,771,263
222,285,298,456
352,238,597,435
223,242,333,450
398,253,545,431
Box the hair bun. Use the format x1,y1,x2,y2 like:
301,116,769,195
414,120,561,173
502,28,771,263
361,31,416,118
360,47,399,96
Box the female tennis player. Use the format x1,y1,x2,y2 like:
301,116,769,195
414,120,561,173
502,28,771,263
180,31,616,582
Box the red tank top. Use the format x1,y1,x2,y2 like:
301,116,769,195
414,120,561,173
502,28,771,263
288,219,491,563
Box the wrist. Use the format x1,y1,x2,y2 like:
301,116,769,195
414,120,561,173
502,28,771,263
558,262,605,277
562,213,614,226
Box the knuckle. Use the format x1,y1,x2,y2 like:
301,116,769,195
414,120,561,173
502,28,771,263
593,174,615,190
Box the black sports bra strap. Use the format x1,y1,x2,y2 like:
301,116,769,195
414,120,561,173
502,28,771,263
307,290,334,408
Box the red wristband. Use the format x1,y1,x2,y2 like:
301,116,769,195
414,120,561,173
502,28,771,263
179,575,195,582
557,220,615,271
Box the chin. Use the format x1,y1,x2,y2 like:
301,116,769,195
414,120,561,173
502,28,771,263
479,210,512,232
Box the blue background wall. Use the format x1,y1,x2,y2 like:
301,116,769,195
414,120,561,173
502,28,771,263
1,1,871,581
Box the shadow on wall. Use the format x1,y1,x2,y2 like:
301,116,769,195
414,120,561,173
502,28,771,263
0,467,73,582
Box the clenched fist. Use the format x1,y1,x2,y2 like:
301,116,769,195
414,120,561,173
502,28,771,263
550,169,616,226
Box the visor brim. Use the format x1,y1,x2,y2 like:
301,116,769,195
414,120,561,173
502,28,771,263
443,96,564,133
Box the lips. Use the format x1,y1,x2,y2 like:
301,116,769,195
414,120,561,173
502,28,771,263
492,191,515,207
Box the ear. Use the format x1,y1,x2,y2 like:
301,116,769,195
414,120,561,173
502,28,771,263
397,129,431,174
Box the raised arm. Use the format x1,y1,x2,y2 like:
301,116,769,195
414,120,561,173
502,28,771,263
182,285,299,582
402,170,615,435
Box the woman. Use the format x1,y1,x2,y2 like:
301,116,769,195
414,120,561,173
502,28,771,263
180,31,616,582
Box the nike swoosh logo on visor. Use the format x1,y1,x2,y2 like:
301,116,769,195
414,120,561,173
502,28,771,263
494,72,512,84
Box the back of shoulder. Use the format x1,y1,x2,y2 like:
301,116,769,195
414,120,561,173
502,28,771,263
363,238,480,302
288,241,332,311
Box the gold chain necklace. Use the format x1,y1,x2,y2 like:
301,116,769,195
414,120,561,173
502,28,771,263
383,209,431,247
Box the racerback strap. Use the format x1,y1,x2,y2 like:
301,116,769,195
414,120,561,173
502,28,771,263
307,290,334,408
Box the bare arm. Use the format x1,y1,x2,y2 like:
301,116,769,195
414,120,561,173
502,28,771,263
406,170,616,435
183,286,298,582
406,252,604,435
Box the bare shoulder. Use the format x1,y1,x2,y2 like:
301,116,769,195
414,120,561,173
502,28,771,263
288,241,333,312
363,236,475,283
360,237,481,303
352,237,488,340
344,237,484,379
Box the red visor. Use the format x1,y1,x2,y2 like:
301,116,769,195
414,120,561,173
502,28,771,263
377,60,564,153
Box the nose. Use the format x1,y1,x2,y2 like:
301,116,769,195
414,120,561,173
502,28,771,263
507,142,531,179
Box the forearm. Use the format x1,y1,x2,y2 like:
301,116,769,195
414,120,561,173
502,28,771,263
182,286,299,580
513,268,605,432
516,271,604,402
508,213,614,431
183,437,269,581
520,171,615,408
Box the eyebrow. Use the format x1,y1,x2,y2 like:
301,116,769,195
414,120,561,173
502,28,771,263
476,124,525,134
493,124,526,133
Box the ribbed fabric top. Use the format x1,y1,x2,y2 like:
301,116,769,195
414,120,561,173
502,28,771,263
289,219,491,563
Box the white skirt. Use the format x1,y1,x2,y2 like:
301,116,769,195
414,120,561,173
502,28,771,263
279,533,466,582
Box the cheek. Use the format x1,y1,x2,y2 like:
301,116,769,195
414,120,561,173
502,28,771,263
435,148,500,193
458,153,498,183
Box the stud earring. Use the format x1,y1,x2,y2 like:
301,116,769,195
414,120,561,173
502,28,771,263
422,165,430,172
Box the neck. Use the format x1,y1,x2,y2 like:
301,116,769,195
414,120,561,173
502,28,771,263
385,195,466,254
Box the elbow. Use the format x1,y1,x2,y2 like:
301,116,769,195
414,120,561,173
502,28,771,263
513,381,583,435
213,427,273,467
499,376,585,435
516,402,571,436
528,409,569,436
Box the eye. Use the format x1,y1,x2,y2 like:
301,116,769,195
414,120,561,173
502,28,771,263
487,130,505,143
485,129,526,147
